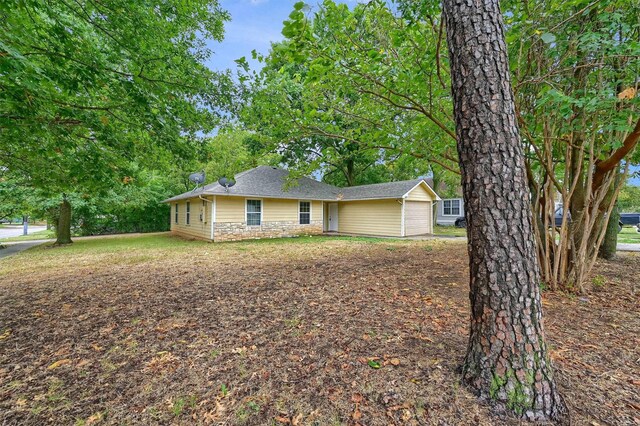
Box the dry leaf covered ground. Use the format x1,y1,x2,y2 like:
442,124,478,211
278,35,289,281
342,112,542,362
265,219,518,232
0,234,638,425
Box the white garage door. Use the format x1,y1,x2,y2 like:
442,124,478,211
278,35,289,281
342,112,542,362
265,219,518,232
405,201,431,236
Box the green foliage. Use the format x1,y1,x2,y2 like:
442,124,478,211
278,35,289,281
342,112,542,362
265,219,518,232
618,184,640,212
0,0,233,239
239,1,454,186
592,275,606,288
0,178,38,221
201,130,279,182
367,359,381,369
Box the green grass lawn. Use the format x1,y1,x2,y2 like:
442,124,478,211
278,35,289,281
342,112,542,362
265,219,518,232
0,229,55,242
433,225,467,237
618,226,640,244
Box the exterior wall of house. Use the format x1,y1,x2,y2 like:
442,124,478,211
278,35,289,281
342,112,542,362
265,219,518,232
337,199,402,237
406,184,434,201
212,196,323,242
215,196,245,223
436,197,465,226
170,196,212,241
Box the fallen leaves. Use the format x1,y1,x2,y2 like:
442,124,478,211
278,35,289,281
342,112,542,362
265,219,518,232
352,393,363,422
47,359,71,370
0,238,638,425
144,352,179,373
273,412,303,425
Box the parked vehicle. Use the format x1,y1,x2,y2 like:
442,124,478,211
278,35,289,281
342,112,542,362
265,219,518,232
620,213,640,227
454,209,632,232
554,207,626,232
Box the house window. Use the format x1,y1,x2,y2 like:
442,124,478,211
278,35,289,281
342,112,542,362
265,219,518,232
246,199,262,226
186,201,191,225
443,199,461,216
299,201,311,224
175,204,178,224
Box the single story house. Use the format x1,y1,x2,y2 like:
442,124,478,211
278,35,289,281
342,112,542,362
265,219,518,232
162,166,440,242
436,197,465,226
423,178,465,226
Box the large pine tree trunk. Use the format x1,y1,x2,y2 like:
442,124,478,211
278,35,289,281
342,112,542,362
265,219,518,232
442,0,566,421
56,196,73,245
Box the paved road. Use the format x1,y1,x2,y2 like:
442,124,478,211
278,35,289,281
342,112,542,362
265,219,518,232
0,225,47,239
0,240,52,260
617,243,640,252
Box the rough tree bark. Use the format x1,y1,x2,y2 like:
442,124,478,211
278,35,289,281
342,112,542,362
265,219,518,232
56,195,73,245
441,0,567,421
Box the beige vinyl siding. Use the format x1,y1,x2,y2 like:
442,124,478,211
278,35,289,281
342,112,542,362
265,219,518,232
312,201,322,221
338,199,402,237
404,200,432,235
263,198,298,221
405,183,434,201
215,197,323,225
215,196,246,222
170,197,211,240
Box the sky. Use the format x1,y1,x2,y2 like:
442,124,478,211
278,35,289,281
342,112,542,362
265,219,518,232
205,0,291,73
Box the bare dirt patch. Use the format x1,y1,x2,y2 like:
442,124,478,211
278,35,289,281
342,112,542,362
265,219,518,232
0,236,638,425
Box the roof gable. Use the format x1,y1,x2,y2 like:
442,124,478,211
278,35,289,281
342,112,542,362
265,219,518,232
402,180,441,201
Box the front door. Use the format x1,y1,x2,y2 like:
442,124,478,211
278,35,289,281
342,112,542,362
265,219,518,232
328,203,338,232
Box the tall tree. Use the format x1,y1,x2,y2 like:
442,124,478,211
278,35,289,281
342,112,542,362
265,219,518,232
442,0,566,420
0,1,232,244
257,0,639,291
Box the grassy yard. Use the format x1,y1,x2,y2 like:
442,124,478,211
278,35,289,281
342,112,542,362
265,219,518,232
0,229,55,243
0,235,638,425
618,225,640,244
432,225,467,237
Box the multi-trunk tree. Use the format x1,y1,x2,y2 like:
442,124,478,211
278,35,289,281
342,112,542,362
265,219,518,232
505,0,640,288
442,0,566,420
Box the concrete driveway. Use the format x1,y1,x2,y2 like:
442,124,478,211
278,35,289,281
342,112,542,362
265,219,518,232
0,225,47,239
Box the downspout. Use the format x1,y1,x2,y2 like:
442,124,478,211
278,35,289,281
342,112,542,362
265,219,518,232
401,197,406,237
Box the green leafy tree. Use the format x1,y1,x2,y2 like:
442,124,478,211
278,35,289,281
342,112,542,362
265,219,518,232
239,1,455,186
505,0,640,282
201,130,279,183
248,0,639,289
0,0,233,244
619,183,640,212
0,176,39,222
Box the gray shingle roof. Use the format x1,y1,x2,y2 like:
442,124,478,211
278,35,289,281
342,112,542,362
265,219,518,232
163,166,340,202
340,179,426,200
162,166,439,203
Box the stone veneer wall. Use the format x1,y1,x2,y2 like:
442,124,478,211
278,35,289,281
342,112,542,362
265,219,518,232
213,220,323,242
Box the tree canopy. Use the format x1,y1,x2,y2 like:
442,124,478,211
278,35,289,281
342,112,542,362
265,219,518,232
240,0,640,289
0,0,234,242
